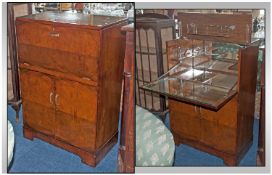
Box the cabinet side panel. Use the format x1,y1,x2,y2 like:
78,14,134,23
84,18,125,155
236,46,258,156
96,21,127,149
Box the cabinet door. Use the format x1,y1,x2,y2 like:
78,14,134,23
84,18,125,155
54,79,97,151
200,96,238,153
20,69,55,135
169,99,201,140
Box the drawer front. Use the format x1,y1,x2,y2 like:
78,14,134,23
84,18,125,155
16,22,100,57
19,44,98,81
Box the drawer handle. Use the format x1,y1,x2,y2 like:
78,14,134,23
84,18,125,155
49,32,60,37
55,94,59,105
49,92,53,104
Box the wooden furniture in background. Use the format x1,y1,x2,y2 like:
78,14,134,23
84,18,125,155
142,13,259,165
136,14,175,119
8,3,32,122
257,48,265,166
118,23,135,173
16,12,127,167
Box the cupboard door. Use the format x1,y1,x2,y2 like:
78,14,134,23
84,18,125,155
54,79,97,151
200,96,238,153
20,69,55,135
169,99,201,140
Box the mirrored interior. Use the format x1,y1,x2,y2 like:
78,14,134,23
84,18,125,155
142,39,241,110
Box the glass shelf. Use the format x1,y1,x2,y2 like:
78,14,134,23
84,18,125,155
141,53,238,111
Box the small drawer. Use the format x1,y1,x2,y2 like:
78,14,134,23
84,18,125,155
16,21,100,58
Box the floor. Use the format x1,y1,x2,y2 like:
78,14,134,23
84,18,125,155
164,115,259,166
7,106,119,173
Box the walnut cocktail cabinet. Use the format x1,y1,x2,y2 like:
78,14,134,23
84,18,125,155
142,13,260,166
16,12,127,167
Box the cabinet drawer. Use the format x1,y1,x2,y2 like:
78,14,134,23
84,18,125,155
16,22,100,57
19,44,98,81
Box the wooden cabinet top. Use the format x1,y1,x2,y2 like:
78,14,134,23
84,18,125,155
16,11,127,29
121,23,134,32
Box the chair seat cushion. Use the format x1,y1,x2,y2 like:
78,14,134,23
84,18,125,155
136,106,175,166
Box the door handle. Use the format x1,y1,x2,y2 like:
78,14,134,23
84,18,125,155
49,31,60,37
55,94,59,105
23,62,30,66
49,92,53,104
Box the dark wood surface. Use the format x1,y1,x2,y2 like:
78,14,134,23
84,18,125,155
95,20,127,150
236,46,258,156
16,11,127,167
178,13,252,44
118,23,135,173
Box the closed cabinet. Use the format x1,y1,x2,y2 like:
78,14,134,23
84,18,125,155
21,69,98,151
170,97,238,154
17,11,127,167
